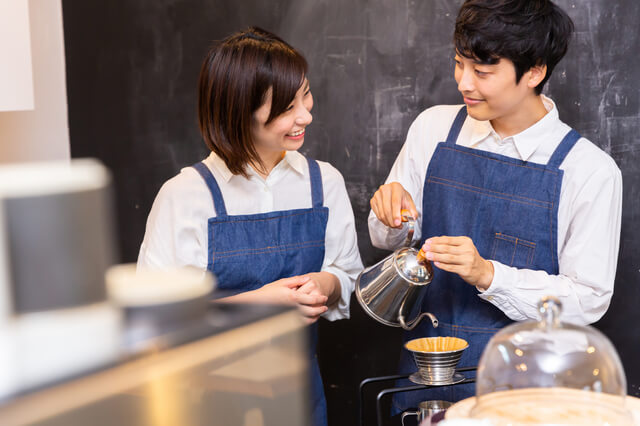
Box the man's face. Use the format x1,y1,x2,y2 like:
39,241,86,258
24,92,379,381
454,54,535,123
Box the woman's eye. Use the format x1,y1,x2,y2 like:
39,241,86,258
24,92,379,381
304,89,311,96
286,104,294,111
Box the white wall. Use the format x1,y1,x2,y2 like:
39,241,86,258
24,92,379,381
0,0,70,163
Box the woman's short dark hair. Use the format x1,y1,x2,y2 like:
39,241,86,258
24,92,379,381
198,27,308,176
454,0,574,95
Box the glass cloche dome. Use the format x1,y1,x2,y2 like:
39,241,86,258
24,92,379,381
470,296,632,425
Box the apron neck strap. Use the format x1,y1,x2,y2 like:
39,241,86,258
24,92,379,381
192,162,228,217
547,129,581,168
306,157,324,208
445,106,468,145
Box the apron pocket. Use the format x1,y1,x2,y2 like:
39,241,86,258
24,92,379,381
490,233,536,268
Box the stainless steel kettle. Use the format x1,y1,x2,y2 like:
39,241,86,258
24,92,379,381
355,215,438,330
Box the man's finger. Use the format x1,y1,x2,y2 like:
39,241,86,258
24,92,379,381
427,243,466,256
432,261,457,273
427,252,464,265
401,195,418,221
379,186,396,228
390,187,405,227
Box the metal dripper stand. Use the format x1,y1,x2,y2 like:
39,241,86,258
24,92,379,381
358,367,477,426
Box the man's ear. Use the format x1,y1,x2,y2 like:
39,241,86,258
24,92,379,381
527,64,548,89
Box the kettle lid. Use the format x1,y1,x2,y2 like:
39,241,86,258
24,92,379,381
394,247,433,284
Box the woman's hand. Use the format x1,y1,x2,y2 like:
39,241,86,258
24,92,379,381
370,182,418,228
295,279,329,323
218,273,340,323
421,236,494,290
294,272,341,323
258,276,327,304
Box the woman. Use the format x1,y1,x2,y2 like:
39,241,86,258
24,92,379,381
137,27,363,425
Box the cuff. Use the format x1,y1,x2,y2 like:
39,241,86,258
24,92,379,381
368,214,420,250
477,260,513,308
320,267,353,321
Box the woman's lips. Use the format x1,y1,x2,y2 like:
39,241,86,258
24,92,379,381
286,130,305,140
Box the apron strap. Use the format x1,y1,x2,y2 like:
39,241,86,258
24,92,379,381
445,106,468,145
306,157,324,208
191,162,228,217
547,129,581,168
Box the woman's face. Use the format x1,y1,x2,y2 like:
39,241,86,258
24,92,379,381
251,79,313,160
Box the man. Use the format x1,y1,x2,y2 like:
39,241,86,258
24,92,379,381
368,0,622,410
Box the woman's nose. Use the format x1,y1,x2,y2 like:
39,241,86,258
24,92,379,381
296,105,313,125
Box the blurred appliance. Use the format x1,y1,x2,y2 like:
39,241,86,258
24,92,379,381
0,159,121,399
0,304,309,426
106,263,216,352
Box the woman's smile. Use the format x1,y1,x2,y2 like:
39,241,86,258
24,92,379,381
286,129,306,139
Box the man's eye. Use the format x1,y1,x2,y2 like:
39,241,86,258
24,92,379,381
475,70,488,76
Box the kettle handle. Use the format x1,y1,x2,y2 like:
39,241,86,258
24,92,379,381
401,213,416,247
399,312,439,330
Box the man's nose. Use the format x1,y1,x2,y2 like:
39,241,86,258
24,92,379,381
457,68,475,93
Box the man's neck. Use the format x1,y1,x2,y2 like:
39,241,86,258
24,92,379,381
490,95,548,139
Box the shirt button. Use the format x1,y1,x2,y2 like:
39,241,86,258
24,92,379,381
487,296,494,301
264,186,269,192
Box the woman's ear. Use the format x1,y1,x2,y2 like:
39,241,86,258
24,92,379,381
527,64,548,89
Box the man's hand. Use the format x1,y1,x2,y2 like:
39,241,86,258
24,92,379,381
370,182,418,228
421,236,494,290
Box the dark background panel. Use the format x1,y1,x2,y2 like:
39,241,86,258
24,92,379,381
62,0,640,424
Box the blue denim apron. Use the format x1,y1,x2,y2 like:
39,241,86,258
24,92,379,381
394,106,580,410
192,157,329,426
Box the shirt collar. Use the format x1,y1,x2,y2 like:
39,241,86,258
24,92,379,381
204,152,234,182
463,95,560,161
204,151,306,182
282,151,307,176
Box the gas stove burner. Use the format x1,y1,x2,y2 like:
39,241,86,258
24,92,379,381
408,372,466,386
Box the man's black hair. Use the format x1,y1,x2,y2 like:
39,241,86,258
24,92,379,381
454,0,574,95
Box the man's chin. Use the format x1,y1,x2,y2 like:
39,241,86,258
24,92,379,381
465,104,491,122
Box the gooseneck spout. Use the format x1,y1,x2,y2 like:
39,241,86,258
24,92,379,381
399,312,439,330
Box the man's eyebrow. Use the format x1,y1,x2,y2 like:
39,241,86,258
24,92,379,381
472,58,497,66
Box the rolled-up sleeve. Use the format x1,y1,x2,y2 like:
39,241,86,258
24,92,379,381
319,164,364,321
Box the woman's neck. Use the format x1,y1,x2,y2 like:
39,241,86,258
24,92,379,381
251,150,286,179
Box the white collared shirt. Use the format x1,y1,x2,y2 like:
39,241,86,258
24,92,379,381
138,150,363,321
368,96,623,325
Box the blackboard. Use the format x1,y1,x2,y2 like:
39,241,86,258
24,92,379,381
62,0,640,424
